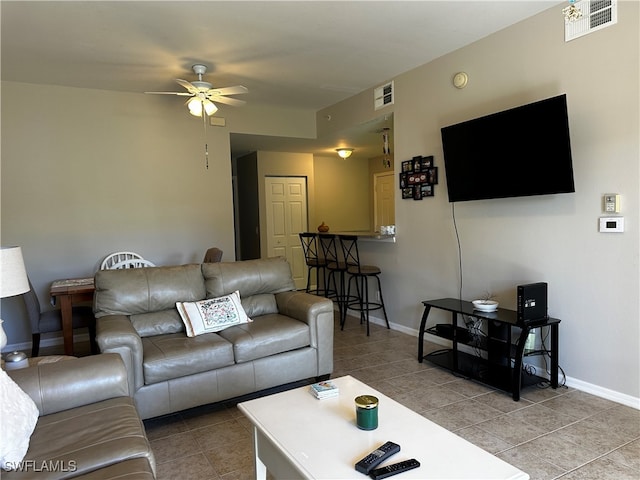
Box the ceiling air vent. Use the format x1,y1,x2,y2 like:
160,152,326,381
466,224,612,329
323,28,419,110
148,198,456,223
374,81,394,110
565,0,617,42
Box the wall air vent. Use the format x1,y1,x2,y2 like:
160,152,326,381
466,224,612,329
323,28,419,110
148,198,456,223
565,0,617,42
374,81,394,110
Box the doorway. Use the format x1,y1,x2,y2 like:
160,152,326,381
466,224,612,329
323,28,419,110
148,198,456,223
264,176,308,290
373,171,395,231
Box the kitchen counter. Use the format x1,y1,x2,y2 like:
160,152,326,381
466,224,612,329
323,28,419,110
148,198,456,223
315,231,396,243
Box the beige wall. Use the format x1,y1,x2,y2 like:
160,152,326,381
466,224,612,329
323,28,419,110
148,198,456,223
263,150,394,236
312,153,370,233
0,82,316,344
254,149,392,240
319,3,639,403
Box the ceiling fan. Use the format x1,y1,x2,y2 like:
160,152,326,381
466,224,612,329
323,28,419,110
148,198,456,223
145,64,248,117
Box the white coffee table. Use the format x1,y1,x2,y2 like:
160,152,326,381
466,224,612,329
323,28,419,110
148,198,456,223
238,375,529,480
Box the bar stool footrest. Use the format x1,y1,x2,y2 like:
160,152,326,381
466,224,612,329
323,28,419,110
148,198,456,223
346,301,385,312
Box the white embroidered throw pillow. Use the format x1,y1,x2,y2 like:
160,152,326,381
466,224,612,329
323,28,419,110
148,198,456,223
177,290,251,336
0,369,39,470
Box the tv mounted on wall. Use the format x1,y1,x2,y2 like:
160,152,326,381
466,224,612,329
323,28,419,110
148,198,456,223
441,94,575,203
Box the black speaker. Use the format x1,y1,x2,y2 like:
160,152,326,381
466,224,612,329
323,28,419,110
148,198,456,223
517,282,548,323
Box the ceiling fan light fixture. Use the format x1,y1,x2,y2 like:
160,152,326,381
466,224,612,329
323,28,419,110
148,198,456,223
203,99,218,116
187,98,218,117
336,148,354,159
188,97,203,116
146,63,247,123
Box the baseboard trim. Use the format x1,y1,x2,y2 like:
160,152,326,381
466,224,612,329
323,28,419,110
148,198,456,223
366,314,640,410
9,315,639,410
5,332,90,353
563,376,640,410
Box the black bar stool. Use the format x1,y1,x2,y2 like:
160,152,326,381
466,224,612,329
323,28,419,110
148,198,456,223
318,233,349,322
299,232,326,295
339,235,390,335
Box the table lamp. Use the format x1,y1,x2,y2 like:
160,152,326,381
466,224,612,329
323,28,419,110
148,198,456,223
0,246,30,363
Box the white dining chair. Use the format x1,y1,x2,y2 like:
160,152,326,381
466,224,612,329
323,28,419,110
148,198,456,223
109,258,156,269
100,252,146,270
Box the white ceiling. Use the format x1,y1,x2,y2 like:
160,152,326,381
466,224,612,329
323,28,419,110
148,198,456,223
1,0,561,156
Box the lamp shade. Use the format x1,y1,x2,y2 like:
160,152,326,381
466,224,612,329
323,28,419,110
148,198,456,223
0,246,30,298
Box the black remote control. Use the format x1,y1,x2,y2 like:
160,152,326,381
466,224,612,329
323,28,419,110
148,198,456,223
355,441,401,474
369,459,420,479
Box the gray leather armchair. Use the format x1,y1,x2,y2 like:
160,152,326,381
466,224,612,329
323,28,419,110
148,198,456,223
6,354,155,479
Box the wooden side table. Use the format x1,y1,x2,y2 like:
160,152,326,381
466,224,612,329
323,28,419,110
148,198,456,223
50,277,95,355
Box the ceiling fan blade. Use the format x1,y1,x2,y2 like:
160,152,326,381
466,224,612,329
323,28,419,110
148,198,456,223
208,85,248,96
144,91,193,96
176,79,200,94
209,95,246,107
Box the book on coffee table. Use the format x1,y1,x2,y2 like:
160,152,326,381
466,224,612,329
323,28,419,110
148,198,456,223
309,380,339,399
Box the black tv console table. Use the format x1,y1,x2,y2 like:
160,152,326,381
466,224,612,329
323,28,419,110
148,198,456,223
418,298,560,401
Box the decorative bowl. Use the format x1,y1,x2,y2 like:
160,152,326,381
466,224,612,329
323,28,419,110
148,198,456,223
472,300,499,312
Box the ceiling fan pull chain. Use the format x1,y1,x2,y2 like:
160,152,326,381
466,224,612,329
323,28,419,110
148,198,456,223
202,109,209,169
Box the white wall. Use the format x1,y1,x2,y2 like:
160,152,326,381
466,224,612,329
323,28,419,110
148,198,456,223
319,3,639,404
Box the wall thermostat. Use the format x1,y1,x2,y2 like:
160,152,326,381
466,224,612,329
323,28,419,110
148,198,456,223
599,216,624,233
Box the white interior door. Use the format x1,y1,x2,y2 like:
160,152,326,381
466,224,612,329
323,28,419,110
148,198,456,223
265,177,308,290
374,172,395,231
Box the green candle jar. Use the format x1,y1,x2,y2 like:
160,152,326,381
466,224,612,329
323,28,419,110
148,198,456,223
355,395,379,430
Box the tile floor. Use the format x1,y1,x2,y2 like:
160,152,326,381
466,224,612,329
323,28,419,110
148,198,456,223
51,314,640,479
138,314,640,480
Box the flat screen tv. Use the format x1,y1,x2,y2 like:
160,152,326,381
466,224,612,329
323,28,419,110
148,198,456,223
441,94,575,203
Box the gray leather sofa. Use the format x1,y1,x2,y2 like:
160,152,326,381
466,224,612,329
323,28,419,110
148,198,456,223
6,354,155,479
94,257,335,420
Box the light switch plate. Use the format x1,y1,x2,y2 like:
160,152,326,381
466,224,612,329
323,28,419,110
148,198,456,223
603,193,620,213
